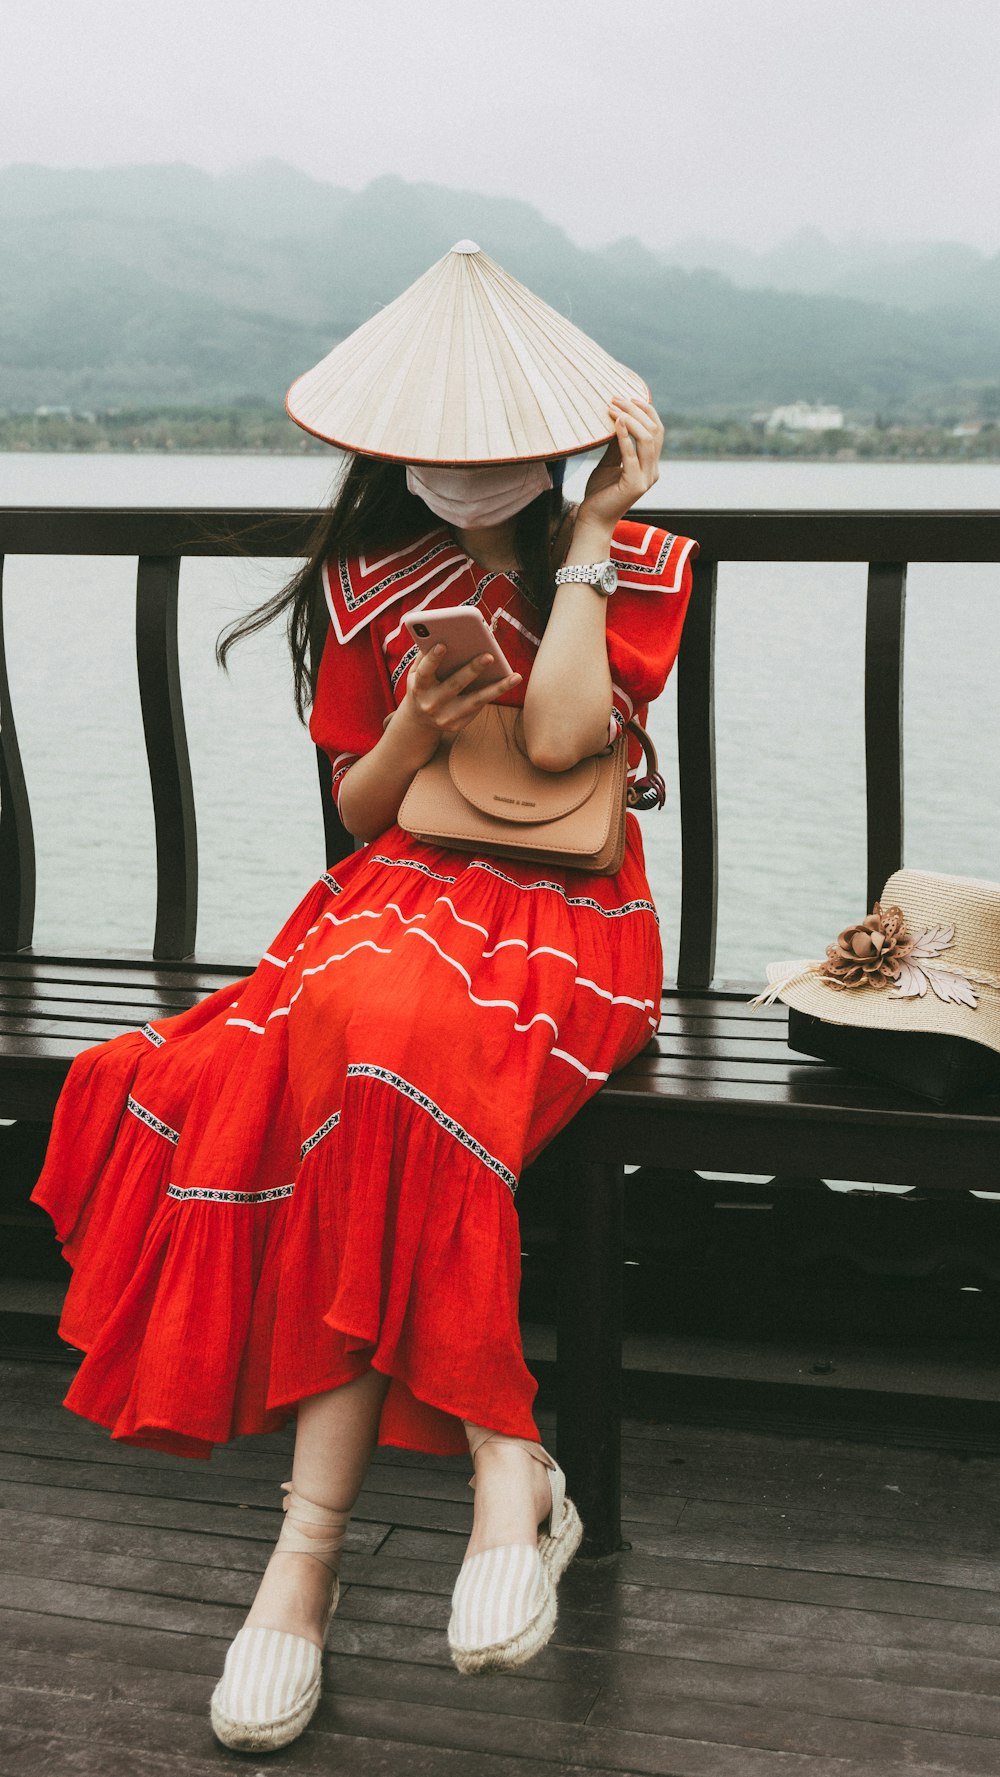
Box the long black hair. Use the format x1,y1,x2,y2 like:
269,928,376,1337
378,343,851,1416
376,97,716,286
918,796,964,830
216,454,574,722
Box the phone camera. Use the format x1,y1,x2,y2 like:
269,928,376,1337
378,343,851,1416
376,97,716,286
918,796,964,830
414,623,430,638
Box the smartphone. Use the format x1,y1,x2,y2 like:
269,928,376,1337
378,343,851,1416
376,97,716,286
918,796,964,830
403,606,515,686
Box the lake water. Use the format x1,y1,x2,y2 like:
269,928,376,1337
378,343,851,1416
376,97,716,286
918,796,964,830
2,452,999,983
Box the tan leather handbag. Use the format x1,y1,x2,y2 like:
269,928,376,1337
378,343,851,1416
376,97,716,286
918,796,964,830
398,705,664,875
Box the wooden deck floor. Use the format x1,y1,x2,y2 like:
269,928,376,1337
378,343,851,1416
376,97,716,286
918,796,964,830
2,1358,1000,1776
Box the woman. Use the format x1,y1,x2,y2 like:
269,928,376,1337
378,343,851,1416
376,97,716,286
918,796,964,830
30,244,696,1753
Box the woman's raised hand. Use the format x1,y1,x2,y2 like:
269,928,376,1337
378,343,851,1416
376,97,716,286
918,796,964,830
575,395,663,533
403,645,521,739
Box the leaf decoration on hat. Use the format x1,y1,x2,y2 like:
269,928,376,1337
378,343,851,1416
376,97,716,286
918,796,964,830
924,970,978,1008
887,924,978,1005
892,958,927,998
908,924,955,959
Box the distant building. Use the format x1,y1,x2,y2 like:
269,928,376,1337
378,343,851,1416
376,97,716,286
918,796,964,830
766,401,845,433
32,404,95,423
951,421,983,437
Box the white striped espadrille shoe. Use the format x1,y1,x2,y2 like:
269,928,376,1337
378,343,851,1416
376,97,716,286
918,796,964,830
448,1433,583,1673
210,1480,347,1753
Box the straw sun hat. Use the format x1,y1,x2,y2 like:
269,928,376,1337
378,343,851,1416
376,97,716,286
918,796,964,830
285,240,650,464
754,870,1000,1056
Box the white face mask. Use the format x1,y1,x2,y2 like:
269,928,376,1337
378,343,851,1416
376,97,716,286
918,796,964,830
405,460,553,527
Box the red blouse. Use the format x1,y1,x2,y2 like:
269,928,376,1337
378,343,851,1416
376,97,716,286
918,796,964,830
310,518,698,813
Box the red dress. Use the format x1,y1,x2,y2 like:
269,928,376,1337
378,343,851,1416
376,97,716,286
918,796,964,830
30,518,696,1461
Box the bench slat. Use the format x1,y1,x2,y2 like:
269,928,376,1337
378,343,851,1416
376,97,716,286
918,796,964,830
665,997,787,1020
0,1017,144,1043
628,1058,867,1086
596,1069,1000,1120
0,956,246,985
0,988,209,1016
620,1063,899,1100
648,1037,828,1065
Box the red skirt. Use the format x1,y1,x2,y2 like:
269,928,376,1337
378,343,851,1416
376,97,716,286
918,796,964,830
31,821,662,1460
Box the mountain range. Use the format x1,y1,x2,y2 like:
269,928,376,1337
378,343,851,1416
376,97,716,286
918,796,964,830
658,225,1000,316
1,161,998,419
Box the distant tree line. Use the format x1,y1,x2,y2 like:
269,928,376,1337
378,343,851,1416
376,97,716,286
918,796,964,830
3,404,998,459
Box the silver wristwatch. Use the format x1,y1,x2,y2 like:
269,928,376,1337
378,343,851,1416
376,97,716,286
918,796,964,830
553,559,619,596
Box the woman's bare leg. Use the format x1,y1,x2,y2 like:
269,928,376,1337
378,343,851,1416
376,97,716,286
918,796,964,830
243,1368,390,1645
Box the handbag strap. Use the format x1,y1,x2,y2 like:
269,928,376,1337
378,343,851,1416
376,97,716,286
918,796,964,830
625,719,666,811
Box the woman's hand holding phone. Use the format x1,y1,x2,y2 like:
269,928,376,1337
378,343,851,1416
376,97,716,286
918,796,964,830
403,644,521,739
338,643,521,841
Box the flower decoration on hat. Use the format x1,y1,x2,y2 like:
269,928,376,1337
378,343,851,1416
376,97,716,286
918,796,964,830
818,902,912,990
754,902,981,1009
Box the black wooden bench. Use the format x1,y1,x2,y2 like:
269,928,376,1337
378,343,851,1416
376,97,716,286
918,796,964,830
3,505,999,1557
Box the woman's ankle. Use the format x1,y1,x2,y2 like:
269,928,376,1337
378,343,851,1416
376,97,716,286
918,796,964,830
244,1548,339,1646
464,1438,553,1560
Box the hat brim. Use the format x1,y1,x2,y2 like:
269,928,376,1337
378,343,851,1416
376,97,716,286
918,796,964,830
281,386,644,466
768,961,1000,1058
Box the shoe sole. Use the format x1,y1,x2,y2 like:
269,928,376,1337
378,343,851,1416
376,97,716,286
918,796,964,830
450,1495,584,1674
210,1674,321,1752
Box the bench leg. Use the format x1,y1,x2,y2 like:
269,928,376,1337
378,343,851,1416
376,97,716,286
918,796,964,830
555,1156,624,1558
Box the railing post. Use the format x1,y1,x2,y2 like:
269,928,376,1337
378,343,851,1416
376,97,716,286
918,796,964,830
556,1155,625,1558
864,561,907,909
135,556,198,959
0,556,36,952
676,555,719,990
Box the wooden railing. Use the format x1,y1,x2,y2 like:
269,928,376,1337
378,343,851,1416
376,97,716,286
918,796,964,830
1,507,998,984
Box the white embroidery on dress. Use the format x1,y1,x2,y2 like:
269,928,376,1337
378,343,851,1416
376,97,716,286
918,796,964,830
337,540,457,613
313,903,648,1023
611,525,656,556
140,1023,165,1047
611,531,675,578
549,1048,611,1082
491,608,541,649
223,940,394,1035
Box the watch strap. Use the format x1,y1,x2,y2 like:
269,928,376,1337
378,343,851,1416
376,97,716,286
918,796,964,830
553,559,618,594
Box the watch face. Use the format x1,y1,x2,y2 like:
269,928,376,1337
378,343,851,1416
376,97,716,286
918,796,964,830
600,562,619,594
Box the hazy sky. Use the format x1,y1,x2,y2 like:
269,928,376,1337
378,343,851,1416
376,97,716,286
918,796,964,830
4,0,999,251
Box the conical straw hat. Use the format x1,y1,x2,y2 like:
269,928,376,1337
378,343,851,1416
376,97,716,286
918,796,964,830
756,870,1000,1055
285,240,650,464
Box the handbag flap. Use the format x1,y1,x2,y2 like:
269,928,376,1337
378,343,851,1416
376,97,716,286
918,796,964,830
448,707,600,824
